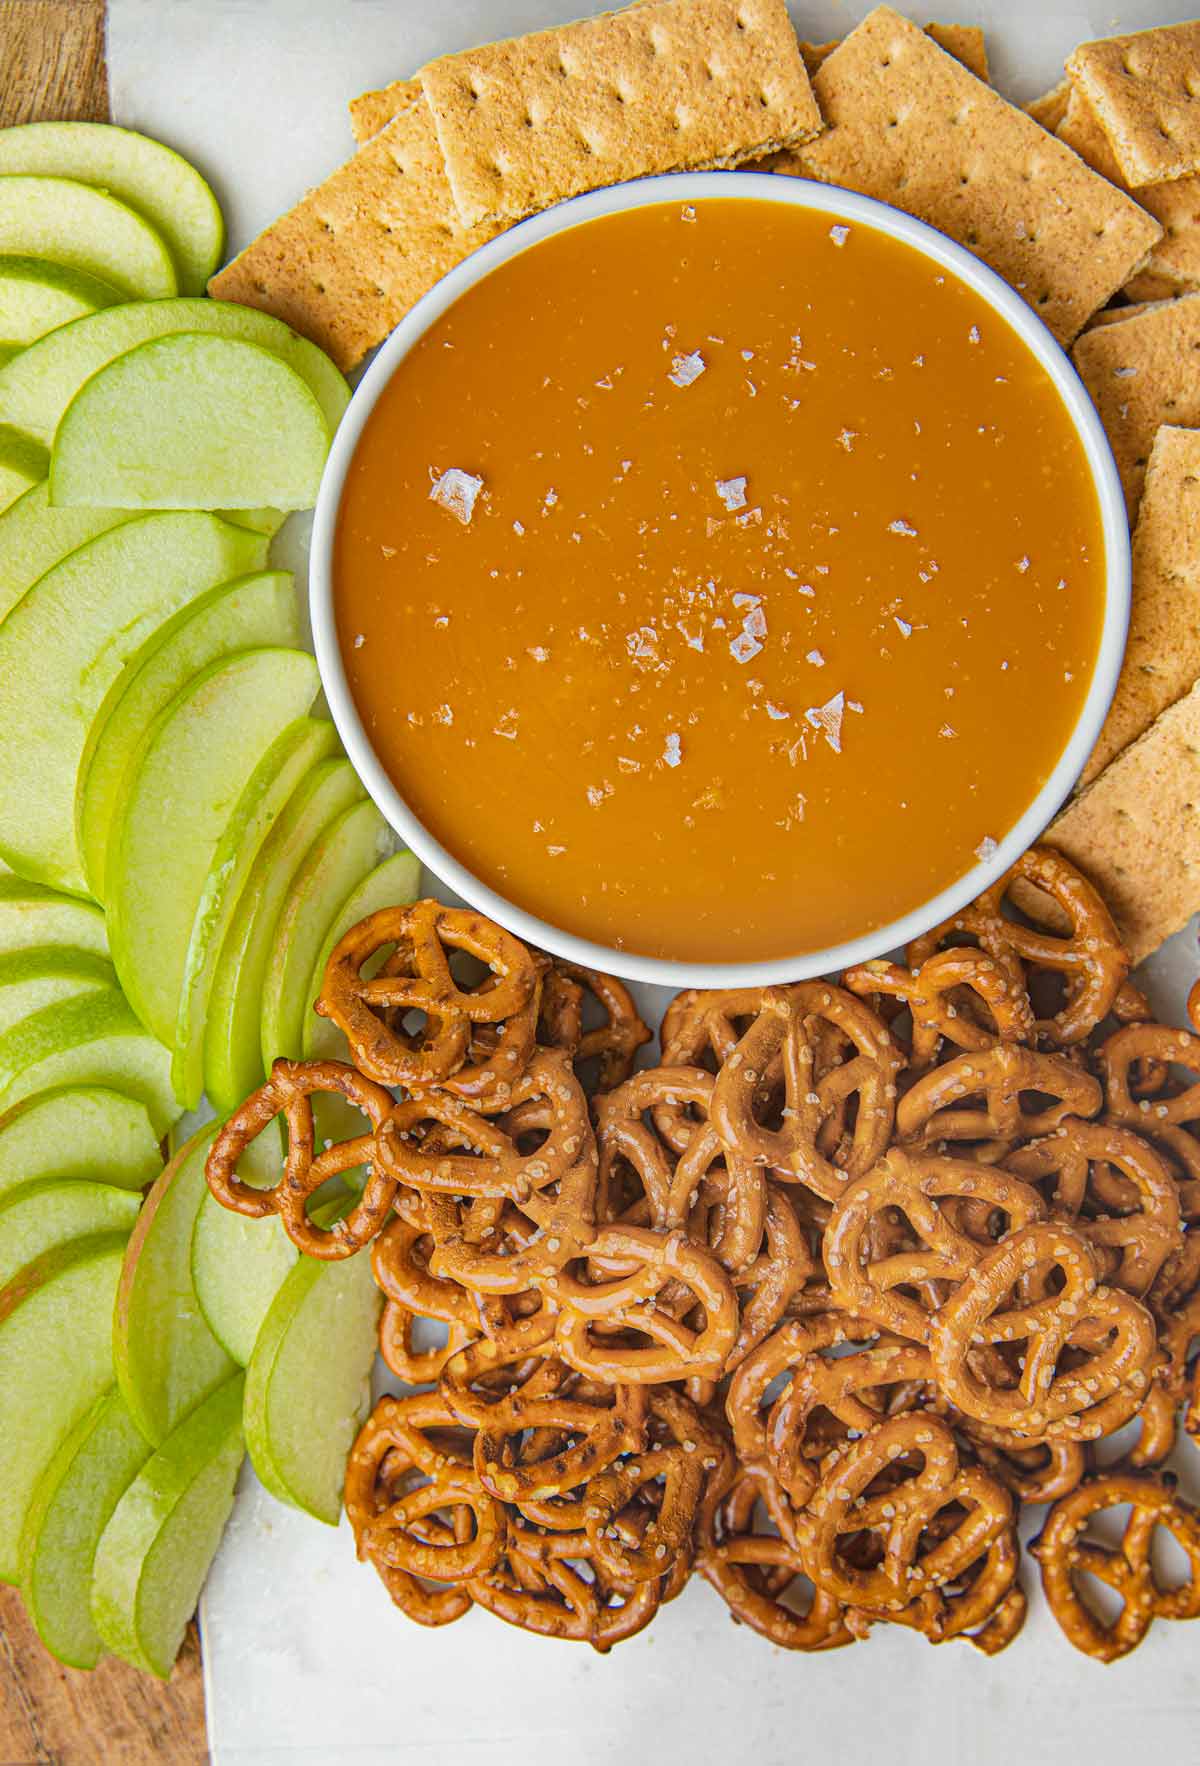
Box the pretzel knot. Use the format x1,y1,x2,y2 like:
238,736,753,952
204,1058,397,1259
800,1413,1014,1616
581,1389,719,1585
896,1044,1103,1156
538,959,652,1091
371,1217,478,1383
315,899,544,1106
1100,1022,1200,1133
1032,1472,1200,1660
843,946,1034,1074
822,1150,1047,1343
466,1518,662,1652
928,1222,1157,1441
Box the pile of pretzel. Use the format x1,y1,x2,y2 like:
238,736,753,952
204,847,1200,1662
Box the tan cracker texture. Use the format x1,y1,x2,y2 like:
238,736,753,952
1068,21,1200,189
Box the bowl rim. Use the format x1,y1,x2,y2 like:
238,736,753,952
310,168,1131,988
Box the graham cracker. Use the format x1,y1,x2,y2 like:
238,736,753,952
1056,85,1200,305
1082,425,1200,786
417,0,821,230
208,90,497,371
350,77,420,146
1025,77,1072,133
1084,298,1160,329
1067,22,1200,189
1037,678,1200,962
1072,292,1200,518
783,8,1161,346
804,22,988,83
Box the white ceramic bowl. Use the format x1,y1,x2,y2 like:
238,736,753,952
310,169,1131,989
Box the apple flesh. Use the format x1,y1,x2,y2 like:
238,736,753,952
0,1085,160,1204
20,1390,151,1668
0,424,47,515
0,1176,140,1289
0,511,268,892
0,175,176,300
0,946,115,1035
0,481,131,626
190,1123,298,1366
0,255,122,348
91,1373,244,1679
0,876,107,956
0,123,223,296
77,569,301,902
0,987,178,1137
0,1231,126,1582
302,850,421,1064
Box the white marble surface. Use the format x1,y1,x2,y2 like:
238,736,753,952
102,2,1200,1759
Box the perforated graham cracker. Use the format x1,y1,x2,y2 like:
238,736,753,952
1067,22,1200,189
1072,293,1200,517
417,0,821,230
208,90,497,371
350,77,420,145
1082,426,1200,787
1056,85,1200,305
782,8,1161,346
803,22,987,82
1025,78,1071,133
1038,679,1200,962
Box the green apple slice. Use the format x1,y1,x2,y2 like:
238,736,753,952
51,332,332,512
0,481,131,627
107,648,319,1048
0,255,122,348
261,797,392,1071
0,296,349,445
172,716,338,1110
0,512,268,891
0,945,114,1034
205,758,364,1114
0,1086,160,1205
0,876,107,955
113,1123,236,1446
190,1124,297,1367
0,175,176,301
21,1390,151,1668
302,850,421,1063
0,1177,140,1289
0,124,223,297
0,989,177,1136
92,1372,244,1679
245,1244,381,1525
0,425,46,514
77,569,301,901
0,1231,125,1582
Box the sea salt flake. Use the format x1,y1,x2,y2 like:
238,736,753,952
680,204,696,222
618,756,641,774
969,325,981,343
894,617,913,637
543,487,558,508
975,836,999,862
547,845,566,857
595,375,614,390
433,704,453,725
668,350,706,388
741,348,755,361
353,633,365,649
736,506,763,527
663,732,683,767
429,468,483,524
829,224,850,246
836,428,857,451
380,544,396,559
1016,556,1030,573
806,648,826,667
715,475,748,511
527,646,550,662
1114,365,1137,379
493,709,519,740
766,700,790,720
586,781,614,807
730,632,762,663
889,518,918,537
939,723,957,739
805,690,845,753
512,519,525,536
434,615,449,628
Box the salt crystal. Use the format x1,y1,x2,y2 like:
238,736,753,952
939,723,957,738
547,844,566,856
836,428,857,451
493,710,519,740
1114,365,1137,378
766,700,790,720
805,690,845,753
544,487,558,508
730,632,762,663
527,646,550,662
715,475,748,511
1016,556,1030,573
381,544,396,559
433,704,453,725
975,836,999,862
969,325,981,343
741,348,755,362
681,204,696,222
888,518,918,537
429,468,483,524
806,648,825,667
894,617,912,637
829,224,850,246
663,733,683,767
353,633,365,649
513,519,525,536
668,350,706,388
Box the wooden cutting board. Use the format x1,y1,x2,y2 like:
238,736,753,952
0,5,208,1760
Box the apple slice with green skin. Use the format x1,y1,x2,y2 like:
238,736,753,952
0,1231,125,1582
107,648,319,1049
0,1085,160,1205
0,481,131,626
0,946,115,1034
0,255,122,348
113,1123,236,1446
0,512,268,892
0,425,46,514
0,876,107,956
51,332,332,512
261,796,393,1071
92,1373,244,1679
190,1122,297,1366
0,176,176,300
172,716,339,1110
302,850,422,1064
205,758,364,1114
0,989,178,1136
0,1177,140,1289
20,1390,151,1668
245,1241,381,1525
0,295,348,446
77,570,301,901
0,124,223,297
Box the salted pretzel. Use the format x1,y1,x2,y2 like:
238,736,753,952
205,1058,397,1259
1100,1022,1200,1136
581,1389,717,1585
724,1182,814,1372
908,845,1129,1046
843,946,1034,1073
371,1216,478,1382
539,958,652,1091
315,899,543,1104
467,1517,662,1651
897,1044,1102,1154
1033,1472,1200,1660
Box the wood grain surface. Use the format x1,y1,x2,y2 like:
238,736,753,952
0,5,209,1761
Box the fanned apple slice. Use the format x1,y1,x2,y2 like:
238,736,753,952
0,512,268,891
0,256,122,348
92,1373,244,1678
0,124,223,296
0,425,46,515
172,716,338,1110
301,850,421,1063
0,876,107,955
0,1085,160,1205
0,481,131,626
0,988,178,1136
0,175,176,299
0,1177,140,1289
0,295,349,444
204,758,364,1114
77,570,301,902
0,1231,126,1582
51,333,333,512
0,945,114,1034
107,648,319,1049
20,1390,151,1668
